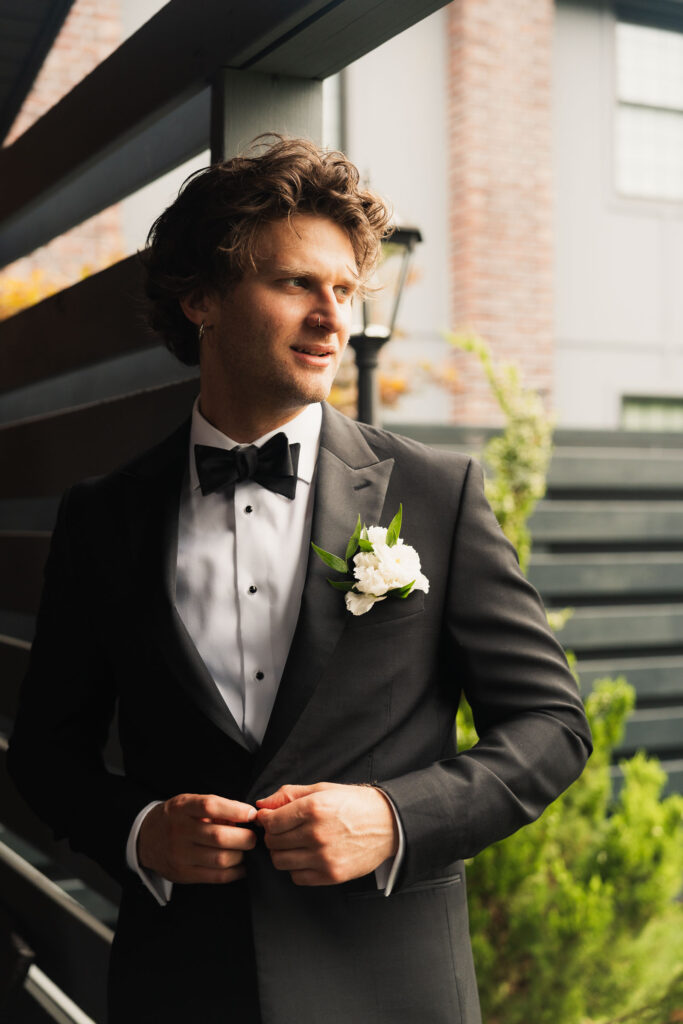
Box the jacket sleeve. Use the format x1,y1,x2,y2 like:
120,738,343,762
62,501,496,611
7,488,158,884
379,457,592,888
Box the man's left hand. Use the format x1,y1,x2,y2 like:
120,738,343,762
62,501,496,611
255,783,398,886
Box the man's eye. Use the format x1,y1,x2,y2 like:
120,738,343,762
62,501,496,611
334,286,351,300
286,277,308,288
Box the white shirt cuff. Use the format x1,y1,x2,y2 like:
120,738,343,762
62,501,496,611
126,800,173,906
373,790,405,896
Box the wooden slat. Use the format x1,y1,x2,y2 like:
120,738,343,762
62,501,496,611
529,501,683,544
0,1,298,219
0,830,111,1021
0,738,122,909
0,634,30,721
0,256,153,396
0,533,50,613
578,655,683,700
0,611,34,644
612,758,683,797
660,759,683,795
0,377,198,499
0,0,73,143
0,497,60,532
560,604,683,654
0,86,211,268
392,423,683,450
529,552,683,599
546,448,683,492
0,0,450,264
248,0,452,77
620,707,683,755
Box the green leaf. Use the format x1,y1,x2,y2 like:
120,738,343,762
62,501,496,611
386,503,403,547
311,542,348,574
345,514,362,562
388,581,415,599
327,579,355,591
358,538,374,552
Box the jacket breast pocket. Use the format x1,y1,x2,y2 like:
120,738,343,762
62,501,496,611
348,590,425,628
346,870,462,901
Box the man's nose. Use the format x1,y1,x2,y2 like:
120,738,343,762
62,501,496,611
308,287,348,335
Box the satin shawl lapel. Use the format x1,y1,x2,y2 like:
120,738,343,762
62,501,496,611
120,420,250,752
251,406,394,784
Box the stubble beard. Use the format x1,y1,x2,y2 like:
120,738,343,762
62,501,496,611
225,352,336,419
265,364,335,410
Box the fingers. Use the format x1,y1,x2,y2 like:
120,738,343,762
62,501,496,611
255,782,330,811
255,785,308,811
194,820,257,851
175,793,258,824
256,785,333,835
137,794,259,885
187,845,248,871
257,798,312,835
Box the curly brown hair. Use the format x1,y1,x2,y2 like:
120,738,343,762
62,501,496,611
142,135,393,365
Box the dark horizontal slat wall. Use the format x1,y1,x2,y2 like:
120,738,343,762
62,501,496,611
0,377,199,500
396,425,683,794
532,438,683,790
0,0,450,267
0,278,199,918
0,635,30,726
0,256,151,395
0,813,113,1022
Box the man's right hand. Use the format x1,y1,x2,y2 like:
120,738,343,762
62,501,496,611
137,794,257,884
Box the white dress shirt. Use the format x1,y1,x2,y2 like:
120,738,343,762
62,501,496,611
126,400,403,903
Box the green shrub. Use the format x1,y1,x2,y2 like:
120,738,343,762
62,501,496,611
447,333,683,1024
464,679,683,1024
445,332,553,574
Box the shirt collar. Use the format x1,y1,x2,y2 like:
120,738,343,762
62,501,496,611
188,398,322,492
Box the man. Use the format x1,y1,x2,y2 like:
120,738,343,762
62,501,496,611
9,137,591,1024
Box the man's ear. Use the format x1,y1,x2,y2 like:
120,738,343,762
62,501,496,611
179,289,212,327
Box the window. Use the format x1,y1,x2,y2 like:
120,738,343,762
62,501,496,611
615,21,683,200
621,395,683,431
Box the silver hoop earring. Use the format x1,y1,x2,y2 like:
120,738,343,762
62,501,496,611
198,321,205,342
317,315,321,328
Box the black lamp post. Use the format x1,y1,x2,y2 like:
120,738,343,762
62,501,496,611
348,225,422,426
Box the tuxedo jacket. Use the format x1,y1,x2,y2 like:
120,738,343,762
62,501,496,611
9,403,592,1024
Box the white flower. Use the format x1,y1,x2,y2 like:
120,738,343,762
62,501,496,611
312,505,428,617
345,591,387,616
348,527,429,615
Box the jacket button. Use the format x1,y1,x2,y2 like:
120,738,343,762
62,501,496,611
248,585,257,594
245,505,253,514
255,671,264,681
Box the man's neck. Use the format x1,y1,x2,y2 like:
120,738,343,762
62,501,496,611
197,394,310,444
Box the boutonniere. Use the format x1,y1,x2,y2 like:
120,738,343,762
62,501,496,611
311,504,429,616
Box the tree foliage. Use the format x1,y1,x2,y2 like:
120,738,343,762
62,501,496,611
448,333,683,1024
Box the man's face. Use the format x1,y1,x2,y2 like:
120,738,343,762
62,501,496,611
201,214,359,421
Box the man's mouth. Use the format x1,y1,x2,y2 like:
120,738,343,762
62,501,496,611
291,345,335,360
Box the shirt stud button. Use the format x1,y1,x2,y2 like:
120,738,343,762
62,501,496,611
245,505,253,514
248,585,257,594
255,671,264,681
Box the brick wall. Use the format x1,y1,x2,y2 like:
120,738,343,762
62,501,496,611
3,0,123,287
447,0,554,424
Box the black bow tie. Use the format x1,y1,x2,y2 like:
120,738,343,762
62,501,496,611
194,432,301,500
